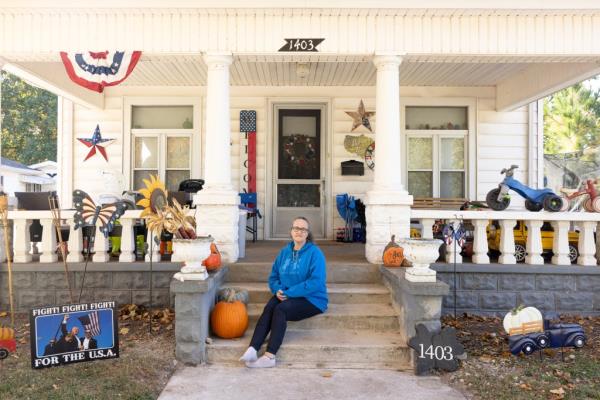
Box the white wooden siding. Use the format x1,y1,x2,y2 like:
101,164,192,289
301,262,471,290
63,85,536,238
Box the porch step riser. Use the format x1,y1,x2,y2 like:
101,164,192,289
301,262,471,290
206,346,412,370
247,315,399,330
242,290,390,304
227,264,381,284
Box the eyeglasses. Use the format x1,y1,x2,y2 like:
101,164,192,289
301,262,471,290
291,226,309,233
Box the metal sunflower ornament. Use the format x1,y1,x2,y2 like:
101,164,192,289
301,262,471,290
136,175,197,239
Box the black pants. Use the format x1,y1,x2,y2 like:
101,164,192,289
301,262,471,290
249,295,322,355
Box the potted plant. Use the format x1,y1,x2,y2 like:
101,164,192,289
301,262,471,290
137,175,214,281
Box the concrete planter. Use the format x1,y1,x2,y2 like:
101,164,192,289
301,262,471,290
398,238,443,283
172,236,213,282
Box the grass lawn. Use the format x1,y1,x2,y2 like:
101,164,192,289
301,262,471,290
440,314,600,400
0,308,177,400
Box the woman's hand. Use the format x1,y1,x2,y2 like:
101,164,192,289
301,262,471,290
276,290,287,301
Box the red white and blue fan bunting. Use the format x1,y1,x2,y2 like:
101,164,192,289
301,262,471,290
60,51,142,93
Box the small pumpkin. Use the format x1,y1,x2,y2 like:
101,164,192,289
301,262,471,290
0,326,15,340
503,305,543,335
202,242,222,271
210,301,248,339
217,287,250,306
382,235,404,267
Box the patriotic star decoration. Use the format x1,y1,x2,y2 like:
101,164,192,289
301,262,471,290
77,125,115,162
345,100,375,132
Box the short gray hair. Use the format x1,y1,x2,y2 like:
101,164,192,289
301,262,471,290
292,216,313,242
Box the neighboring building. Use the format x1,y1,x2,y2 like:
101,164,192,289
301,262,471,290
0,157,56,206
2,1,600,263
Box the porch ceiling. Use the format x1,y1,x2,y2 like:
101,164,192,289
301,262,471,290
122,54,600,87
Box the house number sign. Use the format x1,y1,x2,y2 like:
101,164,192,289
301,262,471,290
278,38,324,52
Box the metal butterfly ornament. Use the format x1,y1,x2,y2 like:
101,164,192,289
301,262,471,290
72,190,127,238
442,222,466,247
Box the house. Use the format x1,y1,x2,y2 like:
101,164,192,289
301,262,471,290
1,1,600,368
0,157,56,204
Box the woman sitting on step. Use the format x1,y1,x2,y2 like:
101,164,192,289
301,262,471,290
239,216,328,368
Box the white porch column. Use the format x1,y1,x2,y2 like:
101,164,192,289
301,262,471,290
471,219,490,264
365,55,413,264
577,221,596,266
525,220,544,265
551,220,571,265
498,219,517,264
193,53,239,263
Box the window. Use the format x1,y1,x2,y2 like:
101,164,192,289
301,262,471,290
26,183,42,192
129,104,195,193
405,105,468,199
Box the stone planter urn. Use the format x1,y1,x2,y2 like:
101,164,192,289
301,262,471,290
172,236,214,282
397,238,443,283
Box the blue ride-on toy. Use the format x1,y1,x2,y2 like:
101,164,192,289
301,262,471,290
486,165,563,212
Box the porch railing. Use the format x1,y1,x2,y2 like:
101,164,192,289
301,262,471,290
4,208,600,266
3,210,165,264
411,210,600,266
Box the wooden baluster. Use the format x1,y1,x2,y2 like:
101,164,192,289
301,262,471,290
577,221,596,266
66,218,84,262
39,218,58,263
420,218,435,239
119,219,136,262
145,230,161,262
92,225,110,262
471,219,490,264
13,219,32,263
551,220,571,265
498,219,517,264
525,220,544,265
444,219,463,264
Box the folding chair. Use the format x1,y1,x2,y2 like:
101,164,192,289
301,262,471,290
238,192,262,242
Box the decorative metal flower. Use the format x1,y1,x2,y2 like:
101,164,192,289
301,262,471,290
137,175,168,218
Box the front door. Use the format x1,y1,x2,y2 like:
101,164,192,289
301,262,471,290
272,108,325,238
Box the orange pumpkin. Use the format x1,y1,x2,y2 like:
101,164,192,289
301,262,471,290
382,235,404,267
202,243,222,271
210,301,248,339
0,326,15,340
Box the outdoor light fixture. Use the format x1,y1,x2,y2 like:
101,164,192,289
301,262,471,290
296,63,310,79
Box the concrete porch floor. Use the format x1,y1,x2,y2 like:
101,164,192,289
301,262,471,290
240,240,367,264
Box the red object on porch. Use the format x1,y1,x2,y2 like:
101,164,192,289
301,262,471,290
0,338,16,355
248,131,257,206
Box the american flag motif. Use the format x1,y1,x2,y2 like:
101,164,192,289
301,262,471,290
60,51,142,93
78,311,101,337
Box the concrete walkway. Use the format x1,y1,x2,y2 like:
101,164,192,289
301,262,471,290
158,366,466,400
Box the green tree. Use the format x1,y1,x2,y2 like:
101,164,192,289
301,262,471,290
0,71,57,164
544,81,600,156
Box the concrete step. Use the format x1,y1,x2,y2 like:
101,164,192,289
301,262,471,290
226,262,381,284
247,303,399,330
207,328,412,370
224,282,391,304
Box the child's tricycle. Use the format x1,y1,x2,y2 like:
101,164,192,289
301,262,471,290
486,165,563,212
559,179,600,212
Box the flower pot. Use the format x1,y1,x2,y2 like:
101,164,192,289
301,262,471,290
397,238,443,283
172,236,214,281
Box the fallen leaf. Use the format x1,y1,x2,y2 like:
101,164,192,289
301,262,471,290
119,327,130,335
52,384,59,390
321,371,333,378
550,387,565,398
0,312,7,317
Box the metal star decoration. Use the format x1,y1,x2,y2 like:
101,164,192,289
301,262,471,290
345,100,375,132
77,124,115,162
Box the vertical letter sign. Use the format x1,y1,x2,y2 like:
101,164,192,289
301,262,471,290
240,111,257,206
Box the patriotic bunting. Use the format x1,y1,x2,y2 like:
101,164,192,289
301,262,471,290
60,51,142,93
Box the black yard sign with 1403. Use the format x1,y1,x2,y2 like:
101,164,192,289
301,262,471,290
278,38,324,52
408,324,466,375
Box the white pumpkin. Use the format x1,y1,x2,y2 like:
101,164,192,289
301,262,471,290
503,305,543,334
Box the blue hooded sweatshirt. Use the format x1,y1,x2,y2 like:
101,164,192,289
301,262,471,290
268,241,328,312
